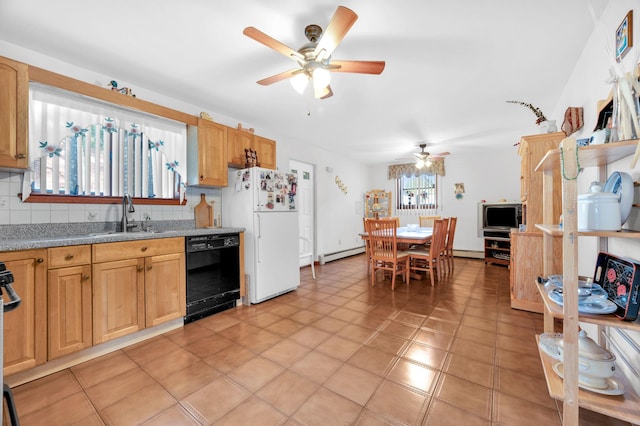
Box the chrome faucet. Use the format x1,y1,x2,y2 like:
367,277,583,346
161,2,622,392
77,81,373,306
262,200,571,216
122,195,136,232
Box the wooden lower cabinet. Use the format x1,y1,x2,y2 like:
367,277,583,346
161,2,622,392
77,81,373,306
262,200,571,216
145,252,186,327
92,237,185,344
510,231,562,313
48,264,93,359
2,249,47,377
92,258,145,344
47,245,93,359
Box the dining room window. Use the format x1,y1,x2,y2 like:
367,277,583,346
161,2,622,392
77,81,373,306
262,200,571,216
388,161,444,215
395,174,438,211
23,83,186,203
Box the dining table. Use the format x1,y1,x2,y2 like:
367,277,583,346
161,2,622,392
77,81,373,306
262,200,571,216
360,226,433,281
360,226,433,245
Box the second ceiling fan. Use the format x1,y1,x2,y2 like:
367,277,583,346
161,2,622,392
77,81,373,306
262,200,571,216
415,143,449,168
243,6,385,99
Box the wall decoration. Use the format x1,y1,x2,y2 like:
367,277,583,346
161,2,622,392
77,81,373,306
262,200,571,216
335,176,348,194
365,189,391,218
616,10,633,62
454,182,465,200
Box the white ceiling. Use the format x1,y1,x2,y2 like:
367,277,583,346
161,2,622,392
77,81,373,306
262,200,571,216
0,0,609,165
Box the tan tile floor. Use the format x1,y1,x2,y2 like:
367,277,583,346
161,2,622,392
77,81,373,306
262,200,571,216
7,256,633,425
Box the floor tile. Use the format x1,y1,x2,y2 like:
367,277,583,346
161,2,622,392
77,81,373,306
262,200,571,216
99,382,176,426
216,396,288,425
324,363,383,405
293,386,363,426
492,391,561,426
290,350,344,384
443,353,494,388
315,334,362,361
365,379,429,425
71,350,138,388
255,370,319,416
433,373,493,420
19,391,97,426
181,376,251,424
387,358,440,394
227,355,284,392
423,399,491,426
85,368,156,410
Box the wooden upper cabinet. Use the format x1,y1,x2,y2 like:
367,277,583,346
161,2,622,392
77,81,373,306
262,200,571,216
253,135,276,170
227,127,254,168
187,118,228,187
0,56,28,170
518,132,564,228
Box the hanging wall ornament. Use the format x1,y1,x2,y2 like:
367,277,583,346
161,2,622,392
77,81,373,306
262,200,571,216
561,107,584,136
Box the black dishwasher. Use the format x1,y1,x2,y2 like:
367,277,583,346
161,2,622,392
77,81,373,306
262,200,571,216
185,234,241,323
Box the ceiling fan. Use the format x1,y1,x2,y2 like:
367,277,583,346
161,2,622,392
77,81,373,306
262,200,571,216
243,6,385,99
414,143,449,168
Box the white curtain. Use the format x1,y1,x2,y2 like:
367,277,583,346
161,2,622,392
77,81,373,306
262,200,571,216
24,83,187,201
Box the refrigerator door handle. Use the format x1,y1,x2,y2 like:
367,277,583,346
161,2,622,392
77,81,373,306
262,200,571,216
256,213,261,263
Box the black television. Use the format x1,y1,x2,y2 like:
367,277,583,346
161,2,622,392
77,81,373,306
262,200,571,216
481,203,522,231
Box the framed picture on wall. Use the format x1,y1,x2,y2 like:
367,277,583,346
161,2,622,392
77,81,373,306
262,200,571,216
616,10,633,62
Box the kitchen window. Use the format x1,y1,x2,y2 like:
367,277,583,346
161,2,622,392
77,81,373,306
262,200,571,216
23,83,186,203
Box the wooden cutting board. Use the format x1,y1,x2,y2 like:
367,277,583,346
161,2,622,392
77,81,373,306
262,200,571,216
194,193,213,228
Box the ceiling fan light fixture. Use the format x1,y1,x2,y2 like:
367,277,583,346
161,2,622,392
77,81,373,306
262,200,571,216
290,73,309,94
312,67,331,91
416,158,425,169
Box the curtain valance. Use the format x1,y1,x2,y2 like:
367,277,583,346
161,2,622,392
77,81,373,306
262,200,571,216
387,159,445,179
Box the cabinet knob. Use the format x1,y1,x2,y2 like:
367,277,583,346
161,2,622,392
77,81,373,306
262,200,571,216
82,274,90,281
65,254,74,260
15,153,26,159
147,265,153,270
141,246,148,252
137,266,144,272
36,258,44,263
200,175,204,181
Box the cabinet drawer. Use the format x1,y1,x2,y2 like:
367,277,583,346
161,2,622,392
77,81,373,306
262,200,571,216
92,237,184,263
48,245,91,268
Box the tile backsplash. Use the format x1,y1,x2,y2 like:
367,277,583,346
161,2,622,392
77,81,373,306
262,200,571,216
0,171,221,225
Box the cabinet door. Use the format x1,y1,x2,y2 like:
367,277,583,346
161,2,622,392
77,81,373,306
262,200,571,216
92,258,145,344
253,135,276,170
48,265,92,359
0,56,29,169
227,127,254,167
145,252,186,327
2,250,47,376
197,119,228,186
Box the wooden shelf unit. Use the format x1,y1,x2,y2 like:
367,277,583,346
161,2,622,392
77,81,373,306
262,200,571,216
536,336,640,424
535,139,640,425
484,235,511,266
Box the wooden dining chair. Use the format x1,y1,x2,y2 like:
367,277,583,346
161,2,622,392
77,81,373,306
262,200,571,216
444,217,457,273
363,218,372,275
365,218,409,290
407,219,448,286
419,215,441,228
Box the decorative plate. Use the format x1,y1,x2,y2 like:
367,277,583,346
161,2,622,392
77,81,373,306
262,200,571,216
603,171,633,225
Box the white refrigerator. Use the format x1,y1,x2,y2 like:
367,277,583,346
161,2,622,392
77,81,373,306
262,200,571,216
222,167,300,304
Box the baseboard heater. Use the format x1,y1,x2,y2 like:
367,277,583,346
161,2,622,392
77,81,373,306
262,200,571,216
453,250,483,259
319,247,366,264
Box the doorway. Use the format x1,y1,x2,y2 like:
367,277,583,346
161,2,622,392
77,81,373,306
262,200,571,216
290,160,315,268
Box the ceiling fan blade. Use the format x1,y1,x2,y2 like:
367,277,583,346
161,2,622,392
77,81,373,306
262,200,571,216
319,85,333,99
330,60,386,75
313,6,358,60
243,27,305,62
256,69,300,86
429,152,450,158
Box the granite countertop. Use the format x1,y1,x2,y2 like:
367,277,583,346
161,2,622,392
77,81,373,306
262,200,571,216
0,222,245,252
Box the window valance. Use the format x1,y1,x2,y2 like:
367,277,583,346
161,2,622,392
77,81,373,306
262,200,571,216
387,159,445,179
